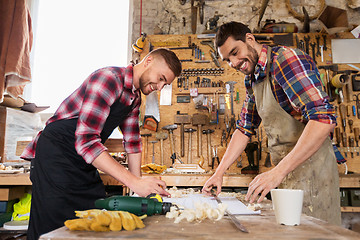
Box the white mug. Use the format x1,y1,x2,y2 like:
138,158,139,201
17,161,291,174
270,189,304,226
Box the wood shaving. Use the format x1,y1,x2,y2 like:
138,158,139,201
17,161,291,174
166,201,227,223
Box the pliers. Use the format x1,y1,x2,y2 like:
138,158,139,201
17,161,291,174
211,146,220,169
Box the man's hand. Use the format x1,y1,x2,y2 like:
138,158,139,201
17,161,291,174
129,176,170,197
245,166,286,203
202,173,223,196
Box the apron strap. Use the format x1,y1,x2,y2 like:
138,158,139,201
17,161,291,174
266,46,272,82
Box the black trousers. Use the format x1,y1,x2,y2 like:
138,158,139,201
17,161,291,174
27,120,106,240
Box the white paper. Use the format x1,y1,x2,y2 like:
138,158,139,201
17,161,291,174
163,194,261,215
160,84,172,105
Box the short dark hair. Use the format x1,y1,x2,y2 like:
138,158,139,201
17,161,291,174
215,21,251,49
149,48,182,77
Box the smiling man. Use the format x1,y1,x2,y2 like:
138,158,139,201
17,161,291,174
202,21,341,225
21,48,181,239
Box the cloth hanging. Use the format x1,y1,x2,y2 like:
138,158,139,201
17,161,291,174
0,0,33,102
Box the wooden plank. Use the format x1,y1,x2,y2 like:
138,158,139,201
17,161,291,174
0,173,31,185
0,173,358,188
339,173,360,188
99,173,254,187
40,211,360,240
341,207,360,212
0,106,7,162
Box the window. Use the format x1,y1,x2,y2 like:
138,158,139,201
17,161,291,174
28,0,130,114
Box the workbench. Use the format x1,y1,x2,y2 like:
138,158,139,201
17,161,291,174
1,172,360,213
39,209,360,240
1,172,359,188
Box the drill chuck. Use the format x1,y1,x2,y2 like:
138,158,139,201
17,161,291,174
95,195,172,216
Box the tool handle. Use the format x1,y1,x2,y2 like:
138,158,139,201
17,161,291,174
355,128,360,142
342,132,347,147
181,124,185,157
339,104,346,119
335,128,341,146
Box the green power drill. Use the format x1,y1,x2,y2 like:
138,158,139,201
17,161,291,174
95,195,173,216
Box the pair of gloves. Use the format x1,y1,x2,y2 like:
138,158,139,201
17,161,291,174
64,209,146,232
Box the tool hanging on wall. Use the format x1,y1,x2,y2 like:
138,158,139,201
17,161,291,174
241,141,259,174
156,132,168,165
191,0,197,34
225,81,237,141
140,133,152,164
144,91,160,131
185,128,196,164
174,112,191,157
150,140,158,164
203,129,214,167
162,124,180,164
192,114,208,157
132,32,147,53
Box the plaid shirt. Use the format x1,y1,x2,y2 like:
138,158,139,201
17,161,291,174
21,65,142,164
237,45,336,136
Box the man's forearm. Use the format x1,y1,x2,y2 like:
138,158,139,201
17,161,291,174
215,129,250,175
127,152,142,177
92,151,139,187
276,120,335,177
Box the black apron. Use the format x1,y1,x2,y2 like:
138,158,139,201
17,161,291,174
27,93,136,240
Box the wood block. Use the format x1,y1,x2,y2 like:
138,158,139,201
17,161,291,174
0,186,25,201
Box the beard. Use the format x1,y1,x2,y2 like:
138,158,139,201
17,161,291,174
138,68,152,95
242,43,259,75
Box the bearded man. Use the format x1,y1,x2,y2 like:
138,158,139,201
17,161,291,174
202,21,341,226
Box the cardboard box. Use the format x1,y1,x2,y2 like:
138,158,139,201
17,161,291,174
0,186,25,201
0,106,42,162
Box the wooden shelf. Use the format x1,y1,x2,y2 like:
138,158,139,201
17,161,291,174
341,206,360,212
339,173,360,188
174,87,226,95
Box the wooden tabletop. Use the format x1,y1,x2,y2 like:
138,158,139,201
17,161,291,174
0,173,360,188
39,210,360,240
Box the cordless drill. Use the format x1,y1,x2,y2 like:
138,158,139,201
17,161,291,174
95,195,172,216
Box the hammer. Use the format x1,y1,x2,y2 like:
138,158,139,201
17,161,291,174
156,132,168,166
192,114,208,157
174,113,191,157
140,133,151,164
184,128,196,164
202,129,215,167
162,124,178,164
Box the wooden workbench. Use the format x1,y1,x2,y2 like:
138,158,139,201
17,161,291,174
0,173,360,188
39,210,360,240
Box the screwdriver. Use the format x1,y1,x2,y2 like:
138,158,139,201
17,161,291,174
335,127,341,147
339,104,346,131
341,132,347,157
348,119,354,133
355,128,360,156
349,136,354,158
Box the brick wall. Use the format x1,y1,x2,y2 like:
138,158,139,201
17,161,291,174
129,0,360,58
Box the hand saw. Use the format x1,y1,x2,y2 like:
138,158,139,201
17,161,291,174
144,91,160,131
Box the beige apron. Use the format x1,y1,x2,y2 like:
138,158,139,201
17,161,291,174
252,47,341,225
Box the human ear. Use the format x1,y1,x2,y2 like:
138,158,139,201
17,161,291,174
144,55,153,67
245,33,256,46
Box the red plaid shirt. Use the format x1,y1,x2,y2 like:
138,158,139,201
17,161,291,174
21,65,142,164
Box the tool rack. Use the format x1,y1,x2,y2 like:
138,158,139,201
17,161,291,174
139,33,360,177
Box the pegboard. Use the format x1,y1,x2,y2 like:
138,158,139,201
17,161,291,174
138,33,360,176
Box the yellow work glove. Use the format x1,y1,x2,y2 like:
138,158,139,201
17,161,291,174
64,209,146,232
141,163,167,174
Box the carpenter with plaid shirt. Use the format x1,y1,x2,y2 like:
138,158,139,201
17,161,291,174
23,48,181,240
